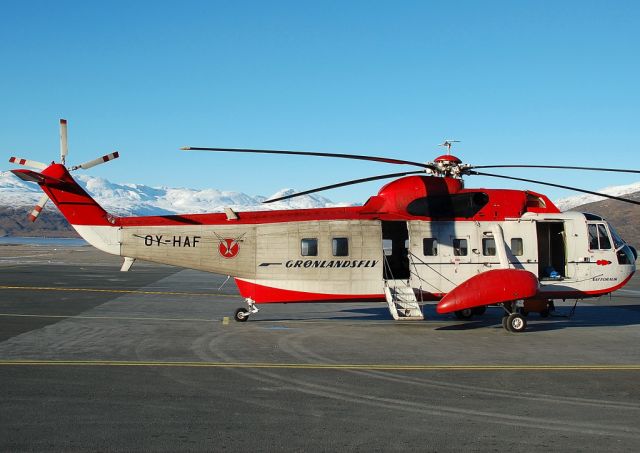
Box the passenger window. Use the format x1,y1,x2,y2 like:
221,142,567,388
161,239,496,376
511,238,523,256
332,238,349,256
453,238,468,256
301,238,318,256
423,238,438,256
482,238,496,256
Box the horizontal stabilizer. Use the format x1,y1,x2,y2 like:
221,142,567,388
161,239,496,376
10,169,66,185
437,269,538,314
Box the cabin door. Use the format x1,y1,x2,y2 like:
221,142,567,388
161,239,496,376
536,221,567,279
382,221,410,280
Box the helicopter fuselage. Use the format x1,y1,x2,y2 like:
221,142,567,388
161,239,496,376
63,172,635,306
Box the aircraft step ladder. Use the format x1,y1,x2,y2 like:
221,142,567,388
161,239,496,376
384,280,424,321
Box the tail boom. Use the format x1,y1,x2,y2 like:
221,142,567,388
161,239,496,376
12,164,121,255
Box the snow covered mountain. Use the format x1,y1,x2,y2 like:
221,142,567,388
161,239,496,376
0,171,352,216
4,170,639,215
554,181,640,211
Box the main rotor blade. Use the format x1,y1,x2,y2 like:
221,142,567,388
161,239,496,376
469,164,640,174
182,146,433,169
9,156,48,171
263,171,425,204
59,119,68,165
470,171,640,206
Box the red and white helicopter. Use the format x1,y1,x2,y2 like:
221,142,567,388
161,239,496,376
7,120,639,332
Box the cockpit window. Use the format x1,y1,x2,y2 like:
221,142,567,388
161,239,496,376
608,223,626,249
588,223,612,250
598,225,611,249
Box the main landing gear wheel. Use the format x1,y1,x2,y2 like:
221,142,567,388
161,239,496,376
506,313,527,333
234,308,250,322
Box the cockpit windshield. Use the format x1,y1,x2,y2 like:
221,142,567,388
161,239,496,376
608,223,626,249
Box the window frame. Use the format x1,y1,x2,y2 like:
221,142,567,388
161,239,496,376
452,238,468,256
423,238,438,256
332,237,349,257
588,223,613,251
510,238,524,256
300,238,318,256
482,237,497,256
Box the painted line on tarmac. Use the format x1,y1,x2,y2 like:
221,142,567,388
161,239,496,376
0,360,639,371
0,313,217,323
0,285,240,298
0,313,415,327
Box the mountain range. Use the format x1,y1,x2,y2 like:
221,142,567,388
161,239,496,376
0,171,350,237
1,171,639,245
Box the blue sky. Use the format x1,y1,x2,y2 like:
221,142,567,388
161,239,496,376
1,0,639,204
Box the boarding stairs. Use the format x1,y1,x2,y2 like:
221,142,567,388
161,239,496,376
384,280,423,321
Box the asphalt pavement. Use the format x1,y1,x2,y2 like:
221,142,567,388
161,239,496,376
1,244,640,452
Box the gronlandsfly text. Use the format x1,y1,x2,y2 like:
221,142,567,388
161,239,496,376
285,259,379,269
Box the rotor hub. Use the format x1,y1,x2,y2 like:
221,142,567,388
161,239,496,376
429,154,469,178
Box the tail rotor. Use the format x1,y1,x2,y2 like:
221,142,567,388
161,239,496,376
7,118,120,222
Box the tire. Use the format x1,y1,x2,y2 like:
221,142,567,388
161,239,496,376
472,306,487,316
234,308,250,322
506,313,527,333
501,315,509,330
454,308,474,320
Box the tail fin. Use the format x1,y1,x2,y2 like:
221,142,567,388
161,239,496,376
11,164,121,255
12,164,114,226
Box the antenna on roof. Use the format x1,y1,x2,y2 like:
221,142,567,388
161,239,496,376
439,140,460,153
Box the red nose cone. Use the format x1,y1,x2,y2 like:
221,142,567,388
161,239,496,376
434,154,462,164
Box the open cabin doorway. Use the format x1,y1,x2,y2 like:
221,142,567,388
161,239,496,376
536,221,566,279
382,221,410,280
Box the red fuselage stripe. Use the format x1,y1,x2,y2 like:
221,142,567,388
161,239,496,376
234,279,385,304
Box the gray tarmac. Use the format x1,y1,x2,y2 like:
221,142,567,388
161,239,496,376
1,244,640,452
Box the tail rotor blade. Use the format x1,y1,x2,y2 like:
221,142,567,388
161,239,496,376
59,119,68,165
28,194,50,222
9,156,48,171
71,151,119,170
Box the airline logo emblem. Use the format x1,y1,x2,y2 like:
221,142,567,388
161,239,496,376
215,233,245,259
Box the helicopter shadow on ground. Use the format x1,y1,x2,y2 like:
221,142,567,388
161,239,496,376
250,306,393,323
248,303,640,331
428,304,640,332
258,304,640,332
